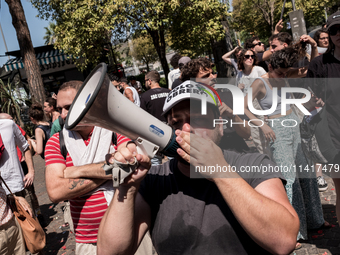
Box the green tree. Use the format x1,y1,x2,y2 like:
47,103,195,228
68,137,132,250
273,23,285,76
5,0,46,105
0,79,25,126
131,35,159,72
43,22,57,45
232,0,337,40
31,0,229,80
169,1,228,58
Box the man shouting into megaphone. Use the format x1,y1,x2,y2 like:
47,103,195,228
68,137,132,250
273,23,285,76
97,82,300,255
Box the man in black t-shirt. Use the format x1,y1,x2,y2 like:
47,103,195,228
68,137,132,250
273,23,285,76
140,70,170,122
98,82,299,255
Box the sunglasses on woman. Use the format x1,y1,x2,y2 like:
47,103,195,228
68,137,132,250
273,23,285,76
329,26,340,36
244,55,254,59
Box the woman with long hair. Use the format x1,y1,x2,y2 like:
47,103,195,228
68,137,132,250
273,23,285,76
244,47,327,245
307,11,340,225
29,103,51,159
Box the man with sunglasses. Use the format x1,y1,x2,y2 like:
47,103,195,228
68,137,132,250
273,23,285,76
244,36,272,72
98,81,299,255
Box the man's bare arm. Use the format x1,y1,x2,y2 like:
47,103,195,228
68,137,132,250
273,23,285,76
124,89,135,103
176,127,299,255
45,163,107,203
222,47,238,65
262,49,272,61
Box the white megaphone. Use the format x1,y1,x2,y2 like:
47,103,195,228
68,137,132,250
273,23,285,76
65,63,180,185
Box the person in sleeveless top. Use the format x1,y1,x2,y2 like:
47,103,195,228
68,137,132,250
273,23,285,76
29,103,51,159
244,47,328,246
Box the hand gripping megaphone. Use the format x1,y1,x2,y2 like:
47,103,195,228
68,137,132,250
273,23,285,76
65,63,180,186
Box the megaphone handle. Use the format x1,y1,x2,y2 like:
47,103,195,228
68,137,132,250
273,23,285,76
103,158,138,187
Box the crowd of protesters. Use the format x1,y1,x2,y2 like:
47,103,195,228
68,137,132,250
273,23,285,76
0,10,339,255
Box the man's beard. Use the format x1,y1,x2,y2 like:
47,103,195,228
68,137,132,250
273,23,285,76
175,126,222,166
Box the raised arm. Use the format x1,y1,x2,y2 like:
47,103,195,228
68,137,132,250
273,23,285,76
222,47,239,65
98,147,152,255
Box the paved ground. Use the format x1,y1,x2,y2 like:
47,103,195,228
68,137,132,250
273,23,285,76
31,154,340,255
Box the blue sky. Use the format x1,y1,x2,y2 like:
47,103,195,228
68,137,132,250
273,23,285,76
0,0,50,67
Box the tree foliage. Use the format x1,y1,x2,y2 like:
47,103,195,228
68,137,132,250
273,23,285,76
232,0,338,40
0,79,25,126
43,22,57,45
169,1,229,58
131,34,159,72
31,0,230,76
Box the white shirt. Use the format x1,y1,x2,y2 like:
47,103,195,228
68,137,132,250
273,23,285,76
168,68,181,89
124,86,141,106
0,120,28,195
236,66,267,96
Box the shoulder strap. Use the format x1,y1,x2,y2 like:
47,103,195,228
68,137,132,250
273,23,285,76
0,176,14,197
59,130,67,160
59,130,117,160
112,132,117,146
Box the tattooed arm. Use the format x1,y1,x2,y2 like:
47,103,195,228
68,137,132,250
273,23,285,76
45,163,108,203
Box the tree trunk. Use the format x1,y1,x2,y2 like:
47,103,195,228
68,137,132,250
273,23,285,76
148,29,170,86
210,37,230,78
5,0,46,106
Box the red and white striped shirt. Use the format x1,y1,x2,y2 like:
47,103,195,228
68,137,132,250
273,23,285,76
45,130,130,243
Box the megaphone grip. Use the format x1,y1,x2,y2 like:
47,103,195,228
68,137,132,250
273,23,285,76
162,131,181,157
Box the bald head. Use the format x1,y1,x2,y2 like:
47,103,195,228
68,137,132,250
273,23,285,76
0,113,13,120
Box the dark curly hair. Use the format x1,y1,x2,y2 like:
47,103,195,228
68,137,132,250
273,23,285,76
29,103,44,121
45,97,56,110
313,28,329,47
237,49,257,71
181,58,214,82
234,47,243,58
269,47,300,70
244,36,260,49
170,53,182,69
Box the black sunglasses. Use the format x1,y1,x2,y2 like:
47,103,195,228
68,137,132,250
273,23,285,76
329,26,340,36
253,42,262,46
244,54,254,59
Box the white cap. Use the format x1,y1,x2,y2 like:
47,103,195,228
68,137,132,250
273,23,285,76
162,80,220,116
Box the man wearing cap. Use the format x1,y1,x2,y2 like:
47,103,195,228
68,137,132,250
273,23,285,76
98,81,299,255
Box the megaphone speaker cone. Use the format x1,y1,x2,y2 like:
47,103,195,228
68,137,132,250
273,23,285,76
65,63,180,157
